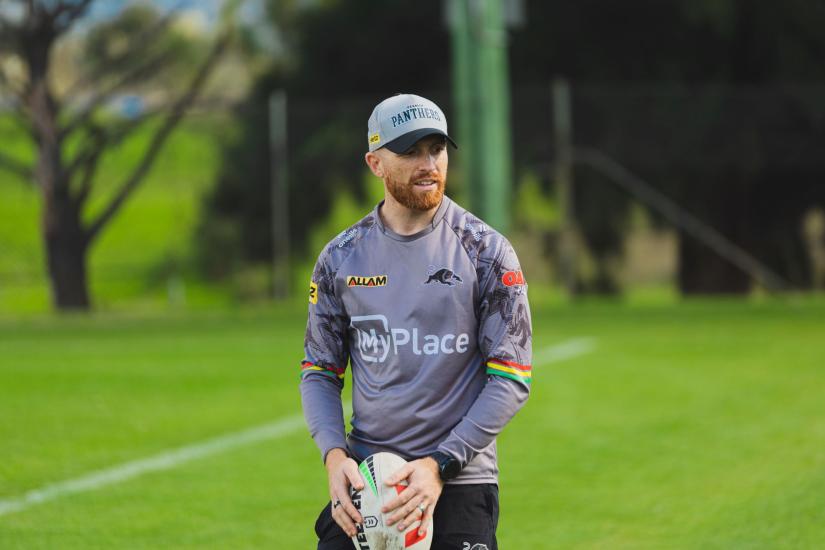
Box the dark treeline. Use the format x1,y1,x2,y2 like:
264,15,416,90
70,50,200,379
201,0,825,293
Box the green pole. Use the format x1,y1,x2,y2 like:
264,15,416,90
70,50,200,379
478,0,512,233
269,90,290,300
449,0,513,233
552,78,576,296
449,0,477,209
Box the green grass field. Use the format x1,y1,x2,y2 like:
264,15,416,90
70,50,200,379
1,299,824,548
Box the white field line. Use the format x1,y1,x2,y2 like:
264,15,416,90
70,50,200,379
0,412,312,518
1,337,595,519
534,337,597,366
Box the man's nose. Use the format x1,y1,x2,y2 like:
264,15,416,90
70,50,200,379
420,153,438,172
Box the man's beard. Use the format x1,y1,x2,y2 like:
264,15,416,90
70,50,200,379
385,172,446,211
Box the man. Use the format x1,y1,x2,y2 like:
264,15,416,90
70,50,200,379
300,93,532,550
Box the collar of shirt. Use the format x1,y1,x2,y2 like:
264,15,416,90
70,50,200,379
373,195,452,242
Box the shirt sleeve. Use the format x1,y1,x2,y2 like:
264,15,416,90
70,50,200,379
477,237,532,385
299,248,351,461
437,236,532,467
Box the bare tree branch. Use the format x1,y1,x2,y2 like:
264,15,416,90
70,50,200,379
73,145,102,206
65,106,165,181
86,33,230,242
63,7,180,98
51,0,94,33
61,47,178,139
0,150,33,181
66,95,235,206
101,107,167,142
51,0,94,19
9,111,37,141
66,96,236,182
64,123,105,179
0,74,34,143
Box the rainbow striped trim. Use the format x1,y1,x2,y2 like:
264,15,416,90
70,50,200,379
300,360,345,380
486,357,532,385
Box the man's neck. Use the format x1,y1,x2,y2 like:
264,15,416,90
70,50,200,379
379,194,442,236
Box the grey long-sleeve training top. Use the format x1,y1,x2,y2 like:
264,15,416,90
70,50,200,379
300,195,532,484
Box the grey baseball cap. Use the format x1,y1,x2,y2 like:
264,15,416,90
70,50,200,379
367,94,458,153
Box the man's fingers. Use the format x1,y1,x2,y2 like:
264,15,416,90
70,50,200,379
381,484,416,515
326,456,368,538
345,463,364,490
331,501,358,538
386,493,424,525
396,499,428,531
330,489,364,536
417,501,435,536
337,492,363,525
385,463,413,486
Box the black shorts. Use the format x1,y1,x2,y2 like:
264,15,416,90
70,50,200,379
315,483,499,550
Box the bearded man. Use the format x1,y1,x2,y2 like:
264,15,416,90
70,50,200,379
300,93,533,550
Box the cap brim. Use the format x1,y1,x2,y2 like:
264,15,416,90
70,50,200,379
383,128,458,153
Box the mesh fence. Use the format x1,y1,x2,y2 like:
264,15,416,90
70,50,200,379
509,83,825,291
2,83,825,305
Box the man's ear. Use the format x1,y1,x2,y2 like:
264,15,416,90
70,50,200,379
365,151,384,178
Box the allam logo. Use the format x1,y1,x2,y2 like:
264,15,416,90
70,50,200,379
351,315,470,363
347,275,387,287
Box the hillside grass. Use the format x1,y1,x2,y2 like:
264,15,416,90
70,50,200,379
0,114,233,314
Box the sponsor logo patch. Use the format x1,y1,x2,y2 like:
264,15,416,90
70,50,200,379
424,266,463,286
347,275,387,287
465,221,486,242
309,281,318,304
351,314,471,363
501,270,525,287
369,133,381,145
337,227,358,248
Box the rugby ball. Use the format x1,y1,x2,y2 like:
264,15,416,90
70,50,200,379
349,452,433,550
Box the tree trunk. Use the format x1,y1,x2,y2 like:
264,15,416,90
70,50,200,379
674,169,756,294
23,17,93,311
43,195,90,310
677,235,752,294
33,81,91,310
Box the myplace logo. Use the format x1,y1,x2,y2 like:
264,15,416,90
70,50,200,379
351,315,470,363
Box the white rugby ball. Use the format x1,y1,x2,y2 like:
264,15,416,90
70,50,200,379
349,452,433,550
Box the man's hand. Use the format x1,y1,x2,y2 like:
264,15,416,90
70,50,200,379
325,448,364,538
381,457,443,536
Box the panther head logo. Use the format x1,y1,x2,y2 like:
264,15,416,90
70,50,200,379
424,266,463,286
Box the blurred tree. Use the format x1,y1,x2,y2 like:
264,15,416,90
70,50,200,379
199,0,449,275
0,1,233,310
200,0,825,294
509,0,825,293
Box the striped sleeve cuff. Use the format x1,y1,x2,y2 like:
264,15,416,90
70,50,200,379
300,360,345,381
486,357,532,385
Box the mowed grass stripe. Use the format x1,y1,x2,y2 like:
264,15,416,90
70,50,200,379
0,414,305,518
0,337,593,520
535,337,596,365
